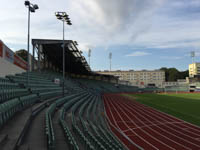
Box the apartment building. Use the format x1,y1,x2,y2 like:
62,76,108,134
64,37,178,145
189,63,200,77
96,70,165,88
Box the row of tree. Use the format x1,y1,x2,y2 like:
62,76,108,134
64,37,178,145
160,67,188,81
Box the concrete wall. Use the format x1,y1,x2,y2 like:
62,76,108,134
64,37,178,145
0,57,25,77
0,40,26,77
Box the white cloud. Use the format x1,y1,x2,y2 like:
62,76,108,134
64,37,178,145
126,51,151,57
132,17,200,50
0,0,166,49
78,42,95,52
0,0,200,54
160,56,183,60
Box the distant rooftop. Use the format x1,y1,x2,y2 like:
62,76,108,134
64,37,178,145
96,69,164,72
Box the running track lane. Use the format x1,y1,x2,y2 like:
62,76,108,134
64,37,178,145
103,93,200,150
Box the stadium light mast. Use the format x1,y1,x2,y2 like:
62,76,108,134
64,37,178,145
191,51,195,63
109,52,112,71
88,49,91,66
24,1,39,88
55,12,72,96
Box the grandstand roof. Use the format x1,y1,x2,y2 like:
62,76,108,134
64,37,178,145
32,39,91,75
31,39,118,80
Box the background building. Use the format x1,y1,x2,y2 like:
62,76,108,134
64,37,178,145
96,70,165,88
189,63,200,77
0,40,27,77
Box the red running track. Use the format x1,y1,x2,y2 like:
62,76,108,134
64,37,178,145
103,93,200,150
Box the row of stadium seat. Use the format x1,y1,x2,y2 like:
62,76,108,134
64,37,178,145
59,93,87,150
45,92,87,150
63,91,125,150
0,88,30,103
82,95,124,149
7,74,52,83
0,84,64,128
18,72,52,80
32,71,85,92
60,93,96,149
86,97,120,149
75,78,139,93
0,77,10,83
7,73,60,88
0,73,64,103
0,82,20,89
96,97,124,149
0,94,38,127
60,119,79,150
78,97,107,150
20,71,85,94
6,72,66,101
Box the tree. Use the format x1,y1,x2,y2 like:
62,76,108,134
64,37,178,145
160,67,188,81
168,68,179,81
160,67,169,81
15,49,27,62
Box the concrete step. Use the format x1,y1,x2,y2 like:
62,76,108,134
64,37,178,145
0,134,8,146
19,145,30,150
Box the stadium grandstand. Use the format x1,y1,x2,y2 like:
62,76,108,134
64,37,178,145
0,38,139,150
1,36,200,150
1,37,200,150
1,0,200,149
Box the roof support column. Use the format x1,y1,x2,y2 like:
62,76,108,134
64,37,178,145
43,53,47,70
47,59,49,69
38,44,42,72
32,44,35,71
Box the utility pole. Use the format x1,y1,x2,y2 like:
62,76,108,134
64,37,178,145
109,52,112,71
88,49,91,66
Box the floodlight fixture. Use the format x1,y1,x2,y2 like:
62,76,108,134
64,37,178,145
64,18,70,22
64,17,70,21
55,13,62,19
24,1,39,13
25,1,30,6
58,16,63,20
55,12,72,24
55,12,59,16
33,4,39,10
63,14,69,18
30,7,35,12
67,22,72,25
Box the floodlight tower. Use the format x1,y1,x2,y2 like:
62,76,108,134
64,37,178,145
109,52,112,71
191,51,195,63
55,12,72,96
24,1,39,88
88,49,91,66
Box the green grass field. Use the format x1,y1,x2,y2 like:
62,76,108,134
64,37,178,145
123,93,200,126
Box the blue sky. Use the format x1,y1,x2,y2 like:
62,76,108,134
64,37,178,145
1,0,200,71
